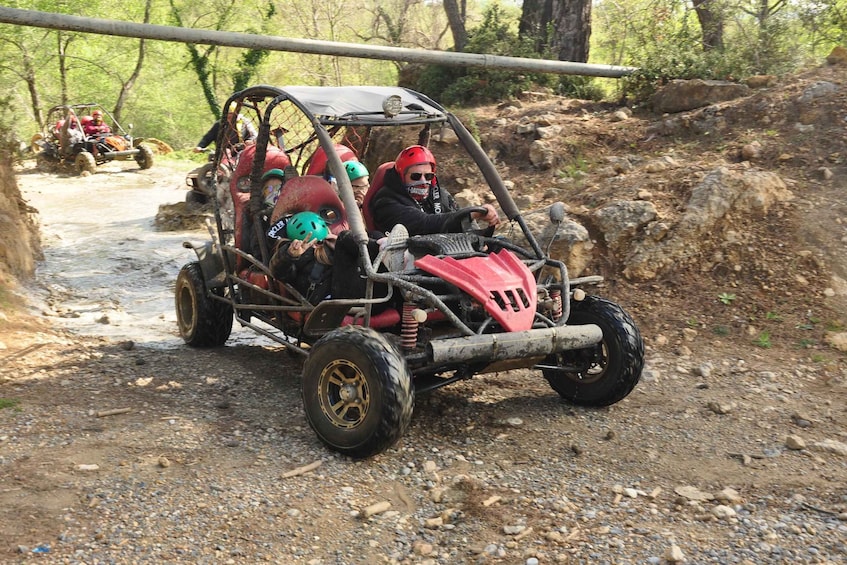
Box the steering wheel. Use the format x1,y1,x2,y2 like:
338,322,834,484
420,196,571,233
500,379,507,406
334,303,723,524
457,206,496,237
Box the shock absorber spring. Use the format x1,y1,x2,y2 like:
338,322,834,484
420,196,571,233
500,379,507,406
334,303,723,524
550,289,563,321
401,302,419,350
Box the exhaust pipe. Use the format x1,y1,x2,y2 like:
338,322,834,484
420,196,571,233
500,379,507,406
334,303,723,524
103,149,140,158
427,324,602,365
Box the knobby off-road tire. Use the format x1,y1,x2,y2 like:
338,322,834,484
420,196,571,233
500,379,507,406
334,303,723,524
175,262,233,347
135,144,154,170
302,326,414,459
75,151,96,175
542,296,644,406
36,152,55,173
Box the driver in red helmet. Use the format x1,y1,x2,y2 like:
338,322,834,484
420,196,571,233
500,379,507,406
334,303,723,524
369,145,499,236
83,109,111,136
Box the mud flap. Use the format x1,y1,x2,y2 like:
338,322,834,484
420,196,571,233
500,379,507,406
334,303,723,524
184,240,226,288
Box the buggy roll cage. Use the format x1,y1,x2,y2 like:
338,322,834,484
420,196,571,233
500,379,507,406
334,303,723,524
204,85,576,349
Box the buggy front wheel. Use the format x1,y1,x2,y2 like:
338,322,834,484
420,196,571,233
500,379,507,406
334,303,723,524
175,262,233,347
302,326,413,459
75,151,96,175
541,296,644,406
135,144,154,169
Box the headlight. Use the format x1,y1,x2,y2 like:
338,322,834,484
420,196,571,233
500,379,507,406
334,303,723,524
382,95,403,118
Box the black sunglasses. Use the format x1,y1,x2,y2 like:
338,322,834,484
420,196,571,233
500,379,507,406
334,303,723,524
409,172,435,181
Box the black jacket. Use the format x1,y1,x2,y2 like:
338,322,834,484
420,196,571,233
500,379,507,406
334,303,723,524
269,231,390,307
370,168,469,235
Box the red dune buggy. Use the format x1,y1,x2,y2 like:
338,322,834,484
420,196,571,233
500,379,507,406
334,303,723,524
175,85,644,458
34,103,154,175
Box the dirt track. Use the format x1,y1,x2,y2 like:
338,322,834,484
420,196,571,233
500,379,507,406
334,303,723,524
2,158,846,563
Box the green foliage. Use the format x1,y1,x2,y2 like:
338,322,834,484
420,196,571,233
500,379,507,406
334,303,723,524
712,325,730,336
411,3,557,105
718,292,736,305
753,330,772,349
0,398,20,411
555,76,605,101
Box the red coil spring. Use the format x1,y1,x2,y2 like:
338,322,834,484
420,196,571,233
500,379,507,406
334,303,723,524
550,290,563,321
401,302,419,350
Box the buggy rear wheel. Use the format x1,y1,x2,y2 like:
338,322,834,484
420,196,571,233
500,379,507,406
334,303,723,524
541,296,643,406
75,151,96,175
36,152,54,172
135,144,154,169
175,262,233,347
302,326,413,459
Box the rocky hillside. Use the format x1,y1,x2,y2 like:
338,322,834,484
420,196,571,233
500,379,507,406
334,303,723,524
431,63,847,361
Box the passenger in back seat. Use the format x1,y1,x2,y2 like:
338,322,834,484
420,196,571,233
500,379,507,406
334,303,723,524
370,145,499,236
269,211,394,309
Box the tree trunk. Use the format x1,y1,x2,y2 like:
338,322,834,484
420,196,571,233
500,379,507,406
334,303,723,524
114,0,152,123
23,52,44,132
443,0,467,52
57,33,72,105
518,0,553,54
550,0,591,63
520,0,591,62
170,1,220,118
692,0,724,51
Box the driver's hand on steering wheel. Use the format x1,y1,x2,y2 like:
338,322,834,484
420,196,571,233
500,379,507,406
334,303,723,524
470,204,500,227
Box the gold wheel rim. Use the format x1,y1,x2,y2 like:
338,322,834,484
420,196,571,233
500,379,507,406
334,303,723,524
317,359,370,429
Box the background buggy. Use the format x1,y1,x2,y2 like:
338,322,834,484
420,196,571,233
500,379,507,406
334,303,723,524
34,103,154,175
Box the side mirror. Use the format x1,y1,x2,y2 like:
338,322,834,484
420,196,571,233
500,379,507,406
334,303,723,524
549,202,566,224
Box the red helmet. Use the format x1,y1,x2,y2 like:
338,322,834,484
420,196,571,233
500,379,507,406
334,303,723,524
394,145,436,179
92,109,103,117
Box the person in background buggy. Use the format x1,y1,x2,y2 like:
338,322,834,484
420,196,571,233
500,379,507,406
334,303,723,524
369,145,499,236
193,103,257,153
83,110,111,137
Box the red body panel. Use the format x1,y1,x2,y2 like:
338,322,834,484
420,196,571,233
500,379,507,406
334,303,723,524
415,250,537,332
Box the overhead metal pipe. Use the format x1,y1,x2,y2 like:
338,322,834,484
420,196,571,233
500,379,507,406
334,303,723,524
0,7,636,78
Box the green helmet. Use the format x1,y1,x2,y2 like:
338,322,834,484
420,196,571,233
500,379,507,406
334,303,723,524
262,168,285,182
344,161,369,182
286,211,329,242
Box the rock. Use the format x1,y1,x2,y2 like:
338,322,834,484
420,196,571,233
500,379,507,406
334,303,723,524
826,45,847,65
746,75,777,89
674,485,713,501
715,487,742,503
811,439,847,457
741,141,762,161
652,79,750,113
592,200,658,249
610,110,629,122
664,544,686,562
785,435,806,450
824,332,847,352
536,125,562,139
797,81,838,105
712,504,737,519
529,140,554,169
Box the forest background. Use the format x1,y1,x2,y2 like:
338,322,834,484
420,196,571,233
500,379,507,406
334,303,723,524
1,0,847,155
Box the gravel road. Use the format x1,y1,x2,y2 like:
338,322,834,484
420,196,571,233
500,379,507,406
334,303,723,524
1,160,846,564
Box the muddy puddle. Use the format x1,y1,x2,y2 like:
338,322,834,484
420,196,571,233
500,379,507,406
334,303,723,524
16,160,270,349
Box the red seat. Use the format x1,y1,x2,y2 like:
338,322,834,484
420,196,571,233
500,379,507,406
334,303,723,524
305,144,357,176
362,161,395,233
269,176,348,235
230,145,292,262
